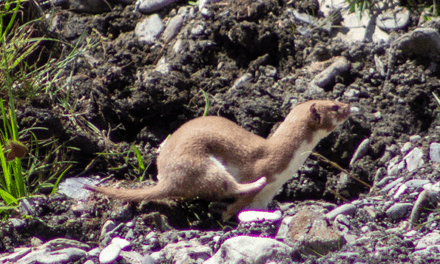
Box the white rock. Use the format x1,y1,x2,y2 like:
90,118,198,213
403,147,424,172
99,242,122,264
112,237,130,250
429,143,440,163
238,210,282,222
393,183,408,199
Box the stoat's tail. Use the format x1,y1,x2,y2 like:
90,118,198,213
84,184,169,202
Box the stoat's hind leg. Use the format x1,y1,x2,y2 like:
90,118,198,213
222,194,257,221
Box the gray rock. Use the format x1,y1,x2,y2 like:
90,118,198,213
163,240,211,264
135,14,164,45
343,89,360,101
410,135,421,144
381,177,404,193
403,147,424,172
312,56,350,89
429,142,440,163
325,203,356,220
100,220,116,240
405,179,430,189
9,218,26,228
204,236,292,264
276,216,293,240
120,250,145,263
59,177,99,200
376,6,410,31
136,0,180,14
394,28,440,61
36,248,87,264
163,15,184,43
230,73,253,91
400,142,412,155
350,138,370,167
386,203,412,220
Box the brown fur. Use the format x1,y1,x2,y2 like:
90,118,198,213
86,100,350,220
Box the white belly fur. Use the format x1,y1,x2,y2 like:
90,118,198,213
248,130,329,209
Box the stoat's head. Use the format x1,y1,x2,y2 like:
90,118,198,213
303,100,350,133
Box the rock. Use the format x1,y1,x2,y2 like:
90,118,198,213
376,6,410,31
394,28,440,61
229,73,253,92
100,220,116,240
99,238,129,264
429,143,440,163
349,138,370,167
288,209,346,255
238,210,282,222
163,240,211,264
59,177,99,200
405,179,430,189
400,142,412,155
382,177,404,193
163,14,184,43
142,254,156,264
393,184,407,199
136,0,181,14
312,56,350,89
386,203,412,220
343,89,360,101
135,14,165,45
120,250,145,263
276,216,294,239
36,248,87,264
204,236,293,264
403,147,424,172
416,232,440,249
0,248,31,263
325,203,356,220
410,135,421,144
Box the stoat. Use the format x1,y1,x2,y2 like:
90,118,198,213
86,100,350,220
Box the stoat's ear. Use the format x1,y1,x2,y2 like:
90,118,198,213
310,103,321,122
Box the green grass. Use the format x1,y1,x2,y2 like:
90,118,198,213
0,0,81,217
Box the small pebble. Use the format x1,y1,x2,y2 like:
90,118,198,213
238,210,282,222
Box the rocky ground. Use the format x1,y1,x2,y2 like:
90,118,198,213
1,0,440,263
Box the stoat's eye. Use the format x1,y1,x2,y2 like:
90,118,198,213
331,105,339,111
